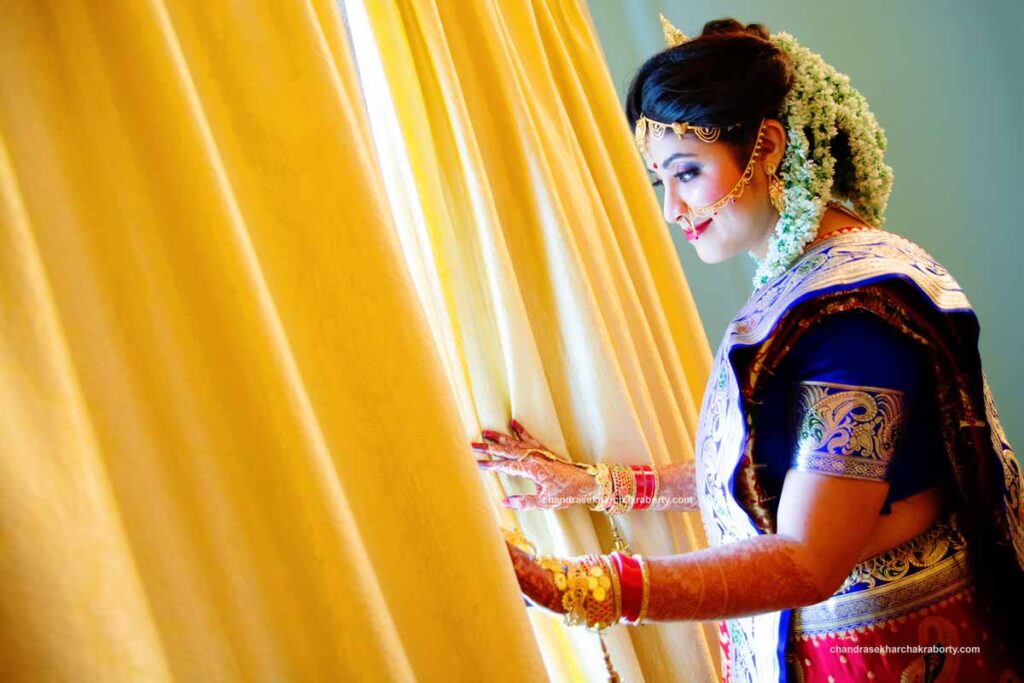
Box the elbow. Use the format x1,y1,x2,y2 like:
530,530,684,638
808,562,857,603
782,538,854,605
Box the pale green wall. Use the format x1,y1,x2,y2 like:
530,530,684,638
587,0,1023,448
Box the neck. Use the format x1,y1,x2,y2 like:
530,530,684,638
751,213,780,261
751,201,876,284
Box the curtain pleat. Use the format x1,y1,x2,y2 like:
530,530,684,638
0,1,546,679
348,0,719,679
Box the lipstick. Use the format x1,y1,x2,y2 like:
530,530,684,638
685,218,713,242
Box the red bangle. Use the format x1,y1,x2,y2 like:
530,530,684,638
630,465,654,510
610,551,643,623
631,465,647,509
645,467,657,507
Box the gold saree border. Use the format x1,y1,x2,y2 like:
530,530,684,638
791,516,970,638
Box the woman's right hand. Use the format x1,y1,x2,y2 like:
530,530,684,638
473,419,597,511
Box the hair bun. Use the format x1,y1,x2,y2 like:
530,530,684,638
700,18,770,41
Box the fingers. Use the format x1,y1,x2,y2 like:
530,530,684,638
473,438,541,463
509,418,542,447
503,494,550,511
476,458,535,479
473,443,521,462
481,428,517,448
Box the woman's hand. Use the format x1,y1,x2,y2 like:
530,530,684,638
473,419,596,510
504,539,565,614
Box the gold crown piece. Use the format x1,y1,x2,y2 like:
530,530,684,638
659,13,689,48
633,15,709,156
634,118,722,157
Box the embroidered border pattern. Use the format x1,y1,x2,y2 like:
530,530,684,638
791,516,969,637
792,381,906,482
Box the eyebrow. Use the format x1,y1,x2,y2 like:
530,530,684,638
663,152,696,166
647,152,696,174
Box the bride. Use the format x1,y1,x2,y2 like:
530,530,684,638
472,17,1023,682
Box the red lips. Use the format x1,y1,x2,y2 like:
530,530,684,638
685,218,713,242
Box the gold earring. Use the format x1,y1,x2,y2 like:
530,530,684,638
765,161,785,214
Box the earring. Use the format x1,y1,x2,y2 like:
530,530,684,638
764,161,786,214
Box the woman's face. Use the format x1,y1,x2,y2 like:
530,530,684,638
644,120,785,263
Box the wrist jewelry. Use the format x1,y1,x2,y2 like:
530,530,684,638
583,463,662,513
630,465,658,510
606,465,636,515
609,551,642,624
537,551,651,630
539,553,620,629
501,527,537,555
636,554,651,625
586,464,615,511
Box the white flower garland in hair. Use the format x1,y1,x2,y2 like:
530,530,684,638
754,32,894,287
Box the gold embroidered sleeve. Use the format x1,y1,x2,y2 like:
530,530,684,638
791,381,907,482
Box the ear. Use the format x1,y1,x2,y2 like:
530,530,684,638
761,118,787,168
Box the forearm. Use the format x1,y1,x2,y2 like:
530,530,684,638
644,534,829,621
648,462,698,512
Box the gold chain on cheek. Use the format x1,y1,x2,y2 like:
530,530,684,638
682,119,769,229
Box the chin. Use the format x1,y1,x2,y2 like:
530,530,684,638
693,242,739,265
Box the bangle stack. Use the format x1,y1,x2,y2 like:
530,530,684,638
538,551,650,629
585,463,660,514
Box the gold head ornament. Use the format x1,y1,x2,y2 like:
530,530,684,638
635,14,727,156
659,13,689,47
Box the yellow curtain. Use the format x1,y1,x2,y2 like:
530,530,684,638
346,0,718,680
0,1,548,679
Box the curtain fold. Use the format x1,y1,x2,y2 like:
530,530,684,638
347,0,718,679
0,1,546,679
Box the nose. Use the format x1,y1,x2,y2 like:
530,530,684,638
663,186,689,226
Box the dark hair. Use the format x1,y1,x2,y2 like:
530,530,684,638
625,19,793,160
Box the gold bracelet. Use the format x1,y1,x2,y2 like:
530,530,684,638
636,554,651,625
651,466,660,508
607,465,636,515
587,464,614,511
538,556,569,593
501,527,537,555
604,553,622,626
541,554,618,630
585,555,617,629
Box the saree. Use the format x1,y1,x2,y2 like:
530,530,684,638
694,229,1024,682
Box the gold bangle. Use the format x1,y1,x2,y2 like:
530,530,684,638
501,527,537,556
607,465,635,515
560,554,615,629
561,557,589,626
588,464,614,511
585,556,617,629
636,554,651,625
604,553,622,625
651,465,661,509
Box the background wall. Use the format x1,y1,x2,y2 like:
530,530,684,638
587,0,1023,449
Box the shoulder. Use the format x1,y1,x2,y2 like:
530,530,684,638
785,309,927,393
805,229,957,292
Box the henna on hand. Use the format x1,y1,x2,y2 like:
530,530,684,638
643,534,827,622
473,420,698,513
473,420,596,510
505,540,564,613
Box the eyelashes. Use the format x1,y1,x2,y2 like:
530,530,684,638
650,167,701,188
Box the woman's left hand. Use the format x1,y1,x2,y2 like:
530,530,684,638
504,540,565,614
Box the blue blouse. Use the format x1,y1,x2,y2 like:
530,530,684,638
753,311,950,514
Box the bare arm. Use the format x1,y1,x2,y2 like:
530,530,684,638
510,469,890,621
648,461,698,512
